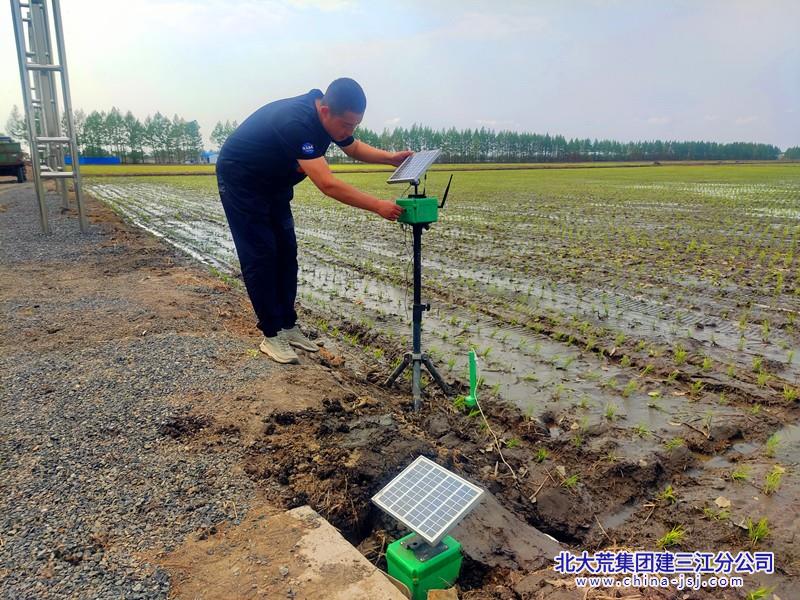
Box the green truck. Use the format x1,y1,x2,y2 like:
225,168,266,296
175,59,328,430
0,136,27,183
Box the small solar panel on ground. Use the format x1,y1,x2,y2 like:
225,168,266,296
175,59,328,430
387,149,442,184
372,456,484,546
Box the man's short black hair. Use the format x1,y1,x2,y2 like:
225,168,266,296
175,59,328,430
322,78,366,116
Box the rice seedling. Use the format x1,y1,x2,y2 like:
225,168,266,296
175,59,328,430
604,403,617,421
561,474,579,489
703,507,730,521
534,448,549,463
745,587,774,600
656,525,685,549
763,465,784,495
633,423,650,438
746,517,769,545
783,385,797,403
621,379,638,398
730,465,750,482
657,484,677,504
764,434,780,458
674,344,688,365
664,437,685,451
690,380,705,397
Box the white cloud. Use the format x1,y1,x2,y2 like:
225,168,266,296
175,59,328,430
735,115,758,125
433,11,548,40
384,117,401,126
285,0,357,10
646,116,670,125
475,119,519,129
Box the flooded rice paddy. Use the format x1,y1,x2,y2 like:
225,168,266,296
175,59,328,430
88,163,800,596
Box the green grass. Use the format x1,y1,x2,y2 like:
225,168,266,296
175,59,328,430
80,160,768,177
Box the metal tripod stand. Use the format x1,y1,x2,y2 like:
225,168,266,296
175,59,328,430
384,222,452,410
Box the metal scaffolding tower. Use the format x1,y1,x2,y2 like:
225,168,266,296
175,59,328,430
10,0,86,233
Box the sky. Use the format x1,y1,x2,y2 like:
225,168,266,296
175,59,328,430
1,0,798,149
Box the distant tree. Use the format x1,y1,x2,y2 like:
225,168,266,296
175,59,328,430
210,121,226,150
210,120,238,150
784,146,800,159
105,107,126,159
145,112,172,163
82,110,108,156
123,111,145,163
6,105,28,149
184,120,204,162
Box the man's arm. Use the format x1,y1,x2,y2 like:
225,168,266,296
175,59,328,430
340,140,413,167
297,156,403,221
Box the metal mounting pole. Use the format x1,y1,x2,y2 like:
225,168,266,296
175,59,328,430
384,223,452,410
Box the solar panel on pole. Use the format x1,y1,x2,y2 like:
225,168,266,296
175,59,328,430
387,149,442,184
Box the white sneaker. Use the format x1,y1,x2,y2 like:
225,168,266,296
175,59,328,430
259,335,300,364
280,325,319,353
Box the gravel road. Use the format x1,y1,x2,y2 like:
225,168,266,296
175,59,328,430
0,184,268,599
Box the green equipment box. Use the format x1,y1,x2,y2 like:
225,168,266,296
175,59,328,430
386,533,462,600
397,197,439,225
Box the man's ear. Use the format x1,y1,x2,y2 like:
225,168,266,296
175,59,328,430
319,104,330,120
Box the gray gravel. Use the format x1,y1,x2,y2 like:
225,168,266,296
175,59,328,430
0,185,270,599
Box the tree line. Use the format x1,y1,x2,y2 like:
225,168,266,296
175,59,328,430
4,105,793,164
5,105,204,164
328,125,784,163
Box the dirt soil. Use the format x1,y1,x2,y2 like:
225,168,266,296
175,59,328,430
2,182,794,599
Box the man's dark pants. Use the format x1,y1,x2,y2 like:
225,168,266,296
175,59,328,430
216,159,297,338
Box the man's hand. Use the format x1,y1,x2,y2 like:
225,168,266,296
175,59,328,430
388,150,414,167
375,200,404,221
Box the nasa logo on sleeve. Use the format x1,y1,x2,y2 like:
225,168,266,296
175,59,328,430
301,142,315,156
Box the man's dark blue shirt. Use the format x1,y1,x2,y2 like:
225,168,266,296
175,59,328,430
219,89,354,189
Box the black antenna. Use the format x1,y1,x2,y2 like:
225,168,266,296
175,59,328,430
439,174,453,209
